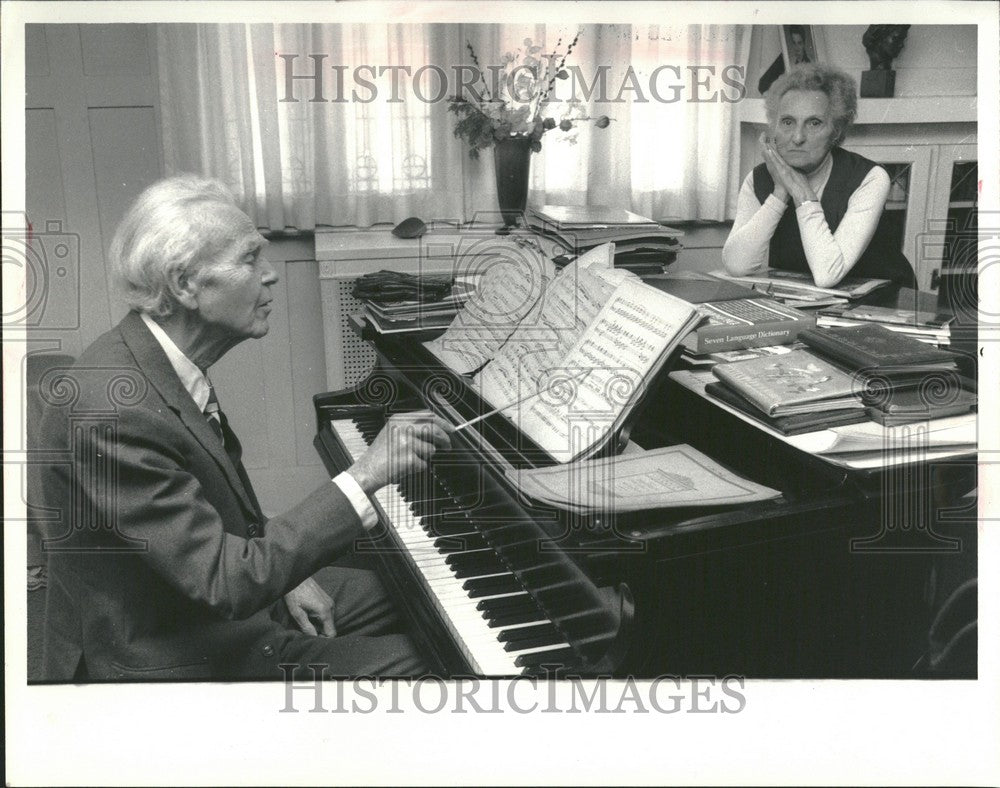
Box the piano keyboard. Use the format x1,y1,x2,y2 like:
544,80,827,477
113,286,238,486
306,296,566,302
330,416,574,676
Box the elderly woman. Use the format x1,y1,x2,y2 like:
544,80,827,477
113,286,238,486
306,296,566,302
41,175,449,681
723,64,915,288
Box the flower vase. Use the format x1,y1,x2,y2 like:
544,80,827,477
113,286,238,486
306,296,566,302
493,136,533,228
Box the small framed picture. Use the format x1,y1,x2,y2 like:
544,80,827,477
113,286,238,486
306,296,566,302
780,25,826,69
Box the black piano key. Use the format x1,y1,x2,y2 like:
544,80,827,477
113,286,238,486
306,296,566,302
421,507,471,523
503,632,565,652
476,594,534,615
508,562,563,586
353,417,382,443
450,562,507,582
407,496,450,517
424,520,481,537
453,563,508,580
463,575,522,598
497,623,561,644
413,490,483,510
514,647,577,669
445,550,504,572
433,533,487,552
485,607,546,627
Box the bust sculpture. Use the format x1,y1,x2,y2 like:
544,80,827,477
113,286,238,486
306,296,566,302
862,24,911,70
860,24,911,97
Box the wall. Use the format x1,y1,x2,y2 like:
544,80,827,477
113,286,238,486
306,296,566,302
823,25,977,97
25,24,329,516
26,24,162,358
745,24,977,98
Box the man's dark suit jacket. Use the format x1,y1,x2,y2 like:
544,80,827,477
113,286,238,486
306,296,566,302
41,312,364,681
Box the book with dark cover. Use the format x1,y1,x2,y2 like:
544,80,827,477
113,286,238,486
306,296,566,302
683,297,816,354
799,324,959,372
705,381,870,435
643,274,758,304
864,386,977,426
711,348,863,417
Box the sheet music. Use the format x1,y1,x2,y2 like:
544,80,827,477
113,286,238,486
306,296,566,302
423,249,555,374
506,444,781,512
517,277,699,461
474,245,622,408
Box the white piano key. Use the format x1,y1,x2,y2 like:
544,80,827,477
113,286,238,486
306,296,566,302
329,417,569,677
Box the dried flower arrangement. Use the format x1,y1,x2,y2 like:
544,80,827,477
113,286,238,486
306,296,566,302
449,33,612,158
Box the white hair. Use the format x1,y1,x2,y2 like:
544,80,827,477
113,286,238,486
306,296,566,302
109,175,255,317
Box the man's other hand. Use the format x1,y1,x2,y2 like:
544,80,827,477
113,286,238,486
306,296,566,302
284,576,336,637
348,411,451,494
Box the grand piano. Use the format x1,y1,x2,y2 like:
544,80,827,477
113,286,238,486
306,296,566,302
313,293,978,680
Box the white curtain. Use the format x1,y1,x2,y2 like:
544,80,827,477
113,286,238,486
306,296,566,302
158,23,749,230
626,24,750,221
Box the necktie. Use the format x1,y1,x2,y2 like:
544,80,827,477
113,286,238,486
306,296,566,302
203,381,264,522
204,382,243,468
204,383,226,444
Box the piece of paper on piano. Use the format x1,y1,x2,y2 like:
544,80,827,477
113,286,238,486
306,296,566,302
505,444,781,512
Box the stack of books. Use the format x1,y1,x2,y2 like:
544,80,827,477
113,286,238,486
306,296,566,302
799,324,976,426
711,269,892,309
361,282,476,334
816,302,954,347
527,204,682,274
705,348,869,435
643,272,816,359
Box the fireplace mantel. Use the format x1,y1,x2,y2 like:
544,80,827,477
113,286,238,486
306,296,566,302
737,96,978,125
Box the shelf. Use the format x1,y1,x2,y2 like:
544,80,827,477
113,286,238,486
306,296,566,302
738,96,978,125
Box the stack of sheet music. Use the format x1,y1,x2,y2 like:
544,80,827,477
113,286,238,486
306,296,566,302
711,269,892,309
526,204,682,274
815,301,954,346
361,281,476,334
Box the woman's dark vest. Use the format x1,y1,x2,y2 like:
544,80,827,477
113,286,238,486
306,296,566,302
751,146,916,287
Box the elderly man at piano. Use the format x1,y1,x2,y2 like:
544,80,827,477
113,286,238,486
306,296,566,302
723,63,916,289
40,175,450,681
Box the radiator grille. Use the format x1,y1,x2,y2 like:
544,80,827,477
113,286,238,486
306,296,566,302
336,279,376,386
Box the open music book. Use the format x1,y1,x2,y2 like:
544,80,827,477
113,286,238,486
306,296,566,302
425,244,701,462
